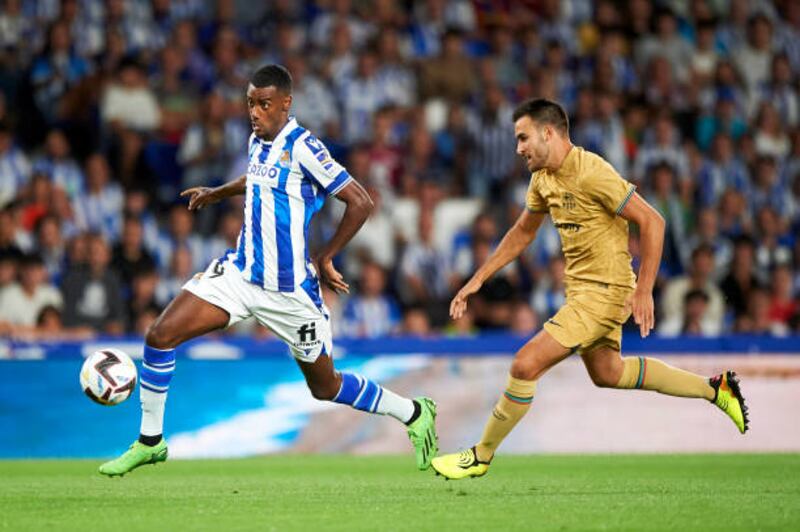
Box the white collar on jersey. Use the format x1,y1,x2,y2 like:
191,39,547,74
255,115,299,147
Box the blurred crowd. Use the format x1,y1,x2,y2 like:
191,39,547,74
0,0,799,341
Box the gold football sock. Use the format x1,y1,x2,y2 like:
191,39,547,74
616,357,714,400
475,376,537,462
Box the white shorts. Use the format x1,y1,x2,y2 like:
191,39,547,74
182,258,333,363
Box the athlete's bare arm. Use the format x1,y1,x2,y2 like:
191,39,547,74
314,179,373,294
181,175,247,211
618,192,665,337
450,209,546,320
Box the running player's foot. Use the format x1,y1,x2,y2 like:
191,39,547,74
98,439,168,477
407,397,438,470
709,371,749,434
431,446,490,480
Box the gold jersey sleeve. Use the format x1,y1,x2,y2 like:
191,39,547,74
527,147,637,290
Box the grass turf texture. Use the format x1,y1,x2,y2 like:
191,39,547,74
1,454,798,531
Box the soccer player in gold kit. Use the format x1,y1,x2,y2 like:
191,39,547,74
431,99,748,480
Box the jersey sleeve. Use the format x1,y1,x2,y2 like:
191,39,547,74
526,174,547,212
585,158,637,215
295,134,353,196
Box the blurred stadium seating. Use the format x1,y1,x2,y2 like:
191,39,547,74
1,0,799,341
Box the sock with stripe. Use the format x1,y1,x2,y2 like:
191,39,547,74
616,356,715,400
475,375,537,462
332,372,416,423
138,344,176,444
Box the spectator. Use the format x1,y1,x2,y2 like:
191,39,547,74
152,204,207,274
753,207,793,271
155,245,193,307
29,20,90,124
399,306,432,337
660,244,725,335
734,14,775,96
341,261,400,338
767,264,798,327
509,302,539,335
337,49,385,143
34,214,65,283
736,285,788,335
100,57,161,133
127,267,160,332
683,208,733,279
111,215,157,290
398,209,454,325
0,253,62,327
633,112,690,185
0,123,31,206
720,236,762,324
61,233,126,334
32,129,83,200
418,28,477,102
73,153,124,240
345,186,396,279
466,84,516,198
660,289,715,337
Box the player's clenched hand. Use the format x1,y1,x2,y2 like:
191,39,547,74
316,257,349,294
450,277,483,320
180,187,219,211
626,288,655,338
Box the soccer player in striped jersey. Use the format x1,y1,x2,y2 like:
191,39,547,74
432,99,748,480
99,65,437,477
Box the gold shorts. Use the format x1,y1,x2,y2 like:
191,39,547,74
542,283,633,353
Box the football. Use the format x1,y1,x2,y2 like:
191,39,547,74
80,349,138,406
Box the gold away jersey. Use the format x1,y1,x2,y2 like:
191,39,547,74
526,146,637,290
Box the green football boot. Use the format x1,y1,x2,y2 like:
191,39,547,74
407,397,438,470
431,446,491,480
709,371,749,434
98,439,168,477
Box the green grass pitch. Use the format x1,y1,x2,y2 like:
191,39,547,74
1,454,798,531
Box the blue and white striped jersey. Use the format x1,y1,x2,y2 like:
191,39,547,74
225,117,352,293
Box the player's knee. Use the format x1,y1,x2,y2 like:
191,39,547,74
144,321,179,350
510,358,539,381
588,369,619,388
307,380,339,401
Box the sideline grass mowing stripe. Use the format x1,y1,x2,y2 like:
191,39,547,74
1,454,798,531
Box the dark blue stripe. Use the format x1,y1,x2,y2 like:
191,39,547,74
327,170,352,195
333,373,361,404
274,127,305,291
233,221,247,271
300,273,324,312
140,381,167,394
217,247,234,264
257,143,270,163
143,345,175,365
140,367,173,387
354,380,379,411
372,387,383,413
251,183,264,286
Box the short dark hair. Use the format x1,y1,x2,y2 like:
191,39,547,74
512,98,569,133
250,64,292,94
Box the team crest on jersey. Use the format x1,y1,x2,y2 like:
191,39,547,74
562,192,577,211
279,149,291,166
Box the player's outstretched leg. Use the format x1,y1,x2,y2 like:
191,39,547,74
432,331,569,480
99,291,230,477
298,355,438,470
583,347,749,434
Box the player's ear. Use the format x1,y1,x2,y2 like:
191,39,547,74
283,94,292,113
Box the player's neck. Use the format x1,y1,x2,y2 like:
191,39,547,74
546,141,574,172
